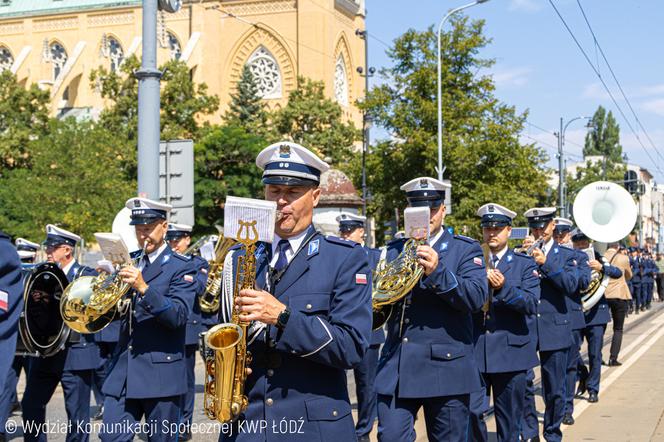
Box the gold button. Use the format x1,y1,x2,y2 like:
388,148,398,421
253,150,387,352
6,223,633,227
332,410,338,417
306,304,312,310
266,398,273,406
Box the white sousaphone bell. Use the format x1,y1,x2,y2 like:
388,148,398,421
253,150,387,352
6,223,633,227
572,181,637,311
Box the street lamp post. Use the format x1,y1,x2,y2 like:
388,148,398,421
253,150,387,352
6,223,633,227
555,116,593,217
356,28,375,245
437,0,490,181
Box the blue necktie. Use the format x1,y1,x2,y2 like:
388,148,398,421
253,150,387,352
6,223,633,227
274,239,291,272
492,255,499,269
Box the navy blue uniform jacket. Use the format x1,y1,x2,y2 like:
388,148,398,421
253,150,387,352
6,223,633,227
0,231,23,393
219,226,372,442
535,243,579,352
376,229,489,399
102,246,196,399
472,250,540,373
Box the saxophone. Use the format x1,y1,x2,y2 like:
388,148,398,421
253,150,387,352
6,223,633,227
202,220,257,423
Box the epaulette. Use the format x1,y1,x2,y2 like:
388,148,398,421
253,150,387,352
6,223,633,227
454,234,479,244
173,252,192,261
324,235,357,248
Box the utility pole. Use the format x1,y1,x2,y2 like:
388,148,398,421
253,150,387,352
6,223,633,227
557,117,565,217
356,28,375,245
136,0,181,199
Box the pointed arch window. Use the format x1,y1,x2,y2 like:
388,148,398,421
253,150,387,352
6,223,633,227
334,55,349,107
247,46,282,99
167,32,181,61
50,42,67,80
0,46,13,72
107,37,124,72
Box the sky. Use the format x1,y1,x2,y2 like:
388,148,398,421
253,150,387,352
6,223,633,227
365,0,664,183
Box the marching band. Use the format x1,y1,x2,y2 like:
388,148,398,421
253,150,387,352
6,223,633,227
0,140,657,442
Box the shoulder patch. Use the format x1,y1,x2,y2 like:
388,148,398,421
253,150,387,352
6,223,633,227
454,234,478,244
324,235,357,248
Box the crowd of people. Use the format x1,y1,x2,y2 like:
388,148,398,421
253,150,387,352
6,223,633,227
0,140,661,442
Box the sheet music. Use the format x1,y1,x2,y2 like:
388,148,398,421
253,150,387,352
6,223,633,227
582,246,595,262
404,207,430,241
94,232,132,265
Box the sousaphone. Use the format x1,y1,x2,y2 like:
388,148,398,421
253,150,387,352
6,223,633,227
573,181,637,311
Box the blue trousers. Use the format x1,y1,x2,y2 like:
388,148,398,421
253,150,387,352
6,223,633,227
93,342,117,408
580,324,606,394
539,349,568,442
521,368,539,440
100,394,182,442
632,283,642,308
0,355,30,439
469,371,527,442
354,344,380,437
645,283,654,306
182,344,198,427
377,393,469,442
21,353,93,442
564,330,582,415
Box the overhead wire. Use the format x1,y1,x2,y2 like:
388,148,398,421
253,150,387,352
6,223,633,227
547,0,664,175
575,0,664,163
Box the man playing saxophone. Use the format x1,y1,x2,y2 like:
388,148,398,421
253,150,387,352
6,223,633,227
100,198,198,442
165,223,210,441
217,142,372,441
375,177,488,442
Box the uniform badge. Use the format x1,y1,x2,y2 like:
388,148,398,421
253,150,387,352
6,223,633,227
488,205,494,212
0,290,7,312
162,255,170,264
308,239,320,257
419,179,429,188
473,257,483,266
507,255,513,262
441,242,448,251
279,145,291,158
355,274,368,285
184,274,194,283
134,200,141,207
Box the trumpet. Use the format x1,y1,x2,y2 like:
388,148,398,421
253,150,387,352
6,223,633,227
516,237,544,256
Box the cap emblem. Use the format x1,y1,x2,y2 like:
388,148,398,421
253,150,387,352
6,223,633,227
419,179,428,188
279,145,291,158
488,205,494,212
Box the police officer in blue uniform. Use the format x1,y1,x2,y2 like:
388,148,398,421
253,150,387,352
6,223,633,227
629,248,642,313
522,208,578,442
336,212,383,442
643,252,655,310
375,177,488,442
22,225,101,442
165,223,210,441
469,204,540,442
571,231,622,404
217,141,372,441
0,231,24,442
100,198,198,442
551,218,590,427
0,238,38,427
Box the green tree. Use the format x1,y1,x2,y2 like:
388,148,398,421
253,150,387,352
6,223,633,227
583,105,623,162
224,65,269,132
90,55,219,144
566,105,626,213
271,76,359,165
356,19,548,240
194,124,266,233
0,118,135,241
0,70,50,173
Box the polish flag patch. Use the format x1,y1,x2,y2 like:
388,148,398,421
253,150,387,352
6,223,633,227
356,274,368,285
533,270,540,278
473,257,483,266
184,274,194,283
0,290,8,312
